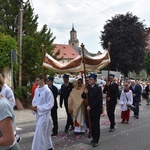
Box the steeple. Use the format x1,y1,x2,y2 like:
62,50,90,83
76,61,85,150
71,23,76,32
68,24,79,47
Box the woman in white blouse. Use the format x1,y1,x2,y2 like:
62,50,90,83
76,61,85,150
119,83,133,124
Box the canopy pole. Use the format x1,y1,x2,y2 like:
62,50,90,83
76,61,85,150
107,42,111,113
81,43,92,138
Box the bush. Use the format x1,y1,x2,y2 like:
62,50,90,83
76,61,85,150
14,86,32,107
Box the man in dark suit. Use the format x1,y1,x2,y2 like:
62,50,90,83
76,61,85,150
103,74,119,132
129,80,141,119
60,74,73,133
81,73,103,147
47,76,58,136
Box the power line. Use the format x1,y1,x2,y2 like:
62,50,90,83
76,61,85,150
79,0,112,17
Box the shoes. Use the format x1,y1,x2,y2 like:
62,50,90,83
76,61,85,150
64,129,68,133
125,121,129,124
51,133,57,136
109,128,115,132
48,148,53,150
121,119,125,123
92,143,98,147
135,116,139,119
69,126,74,130
91,139,94,144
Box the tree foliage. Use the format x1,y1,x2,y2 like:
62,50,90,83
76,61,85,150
0,33,17,71
0,0,38,39
143,50,150,75
0,1,56,85
22,25,56,84
100,12,148,77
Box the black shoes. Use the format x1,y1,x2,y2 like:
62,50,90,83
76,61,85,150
91,139,94,144
51,133,57,136
109,128,115,132
64,129,68,133
91,139,98,147
92,143,98,147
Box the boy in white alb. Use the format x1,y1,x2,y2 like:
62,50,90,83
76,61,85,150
31,74,54,150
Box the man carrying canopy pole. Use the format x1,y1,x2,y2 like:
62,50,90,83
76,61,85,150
81,43,103,147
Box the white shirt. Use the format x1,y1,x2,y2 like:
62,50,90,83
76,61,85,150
0,84,16,107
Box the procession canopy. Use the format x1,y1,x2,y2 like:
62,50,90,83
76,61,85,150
42,51,110,73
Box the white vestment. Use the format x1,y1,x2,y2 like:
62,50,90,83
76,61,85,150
0,84,16,107
32,85,54,150
119,90,133,111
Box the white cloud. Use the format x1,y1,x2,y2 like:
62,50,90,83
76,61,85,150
31,0,150,53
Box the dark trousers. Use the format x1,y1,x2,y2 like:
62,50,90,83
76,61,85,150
51,107,58,134
133,101,139,117
107,103,116,129
91,114,100,143
64,106,73,130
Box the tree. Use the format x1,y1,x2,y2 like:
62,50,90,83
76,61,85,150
0,0,38,39
22,25,56,85
0,33,17,71
0,1,57,85
143,50,150,75
100,12,148,77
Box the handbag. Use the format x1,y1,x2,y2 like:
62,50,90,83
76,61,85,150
127,104,135,111
124,92,135,111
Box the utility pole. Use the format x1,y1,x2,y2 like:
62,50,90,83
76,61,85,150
18,0,23,86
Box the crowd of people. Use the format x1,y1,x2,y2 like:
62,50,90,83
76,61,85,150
0,72,149,150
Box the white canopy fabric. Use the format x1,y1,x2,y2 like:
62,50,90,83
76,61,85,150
42,50,110,73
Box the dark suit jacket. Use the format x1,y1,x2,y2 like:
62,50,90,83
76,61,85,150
60,83,73,107
129,84,141,102
49,85,58,109
103,82,119,105
81,84,103,116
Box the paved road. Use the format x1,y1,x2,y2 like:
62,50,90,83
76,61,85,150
15,101,150,150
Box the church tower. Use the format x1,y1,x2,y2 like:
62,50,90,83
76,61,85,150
68,24,79,47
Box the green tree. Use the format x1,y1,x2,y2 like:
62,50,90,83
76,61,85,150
0,0,38,39
0,1,57,85
101,12,148,77
22,25,56,85
0,33,17,71
143,50,150,75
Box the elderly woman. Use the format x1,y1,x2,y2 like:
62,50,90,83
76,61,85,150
0,75,20,150
119,83,133,124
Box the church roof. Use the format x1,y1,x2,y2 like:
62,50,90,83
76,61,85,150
53,44,79,59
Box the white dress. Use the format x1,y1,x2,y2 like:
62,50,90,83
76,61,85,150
32,85,54,150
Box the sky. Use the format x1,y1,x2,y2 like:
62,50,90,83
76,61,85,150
30,0,150,53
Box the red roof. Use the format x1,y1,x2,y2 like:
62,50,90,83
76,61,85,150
53,44,79,59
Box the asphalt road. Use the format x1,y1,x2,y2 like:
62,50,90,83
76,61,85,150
16,101,150,150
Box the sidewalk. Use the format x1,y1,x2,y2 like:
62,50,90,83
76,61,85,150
14,106,67,123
